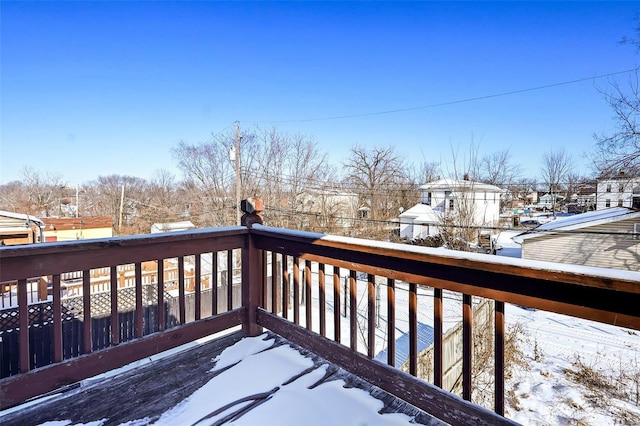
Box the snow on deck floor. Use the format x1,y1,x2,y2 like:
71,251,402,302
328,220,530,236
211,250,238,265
1,333,442,426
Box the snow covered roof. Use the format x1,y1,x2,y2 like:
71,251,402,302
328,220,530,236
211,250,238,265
513,207,640,243
0,210,45,228
419,178,504,193
398,203,438,224
151,221,196,233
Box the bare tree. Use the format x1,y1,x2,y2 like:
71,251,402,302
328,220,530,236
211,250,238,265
17,167,67,217
479,150,523,187
592,72,640,177
171,135,237,226
172,126,330,230
250,128,332,229
84,175,149,234
540,148,573,218
479,150,523,212
343,145,407,224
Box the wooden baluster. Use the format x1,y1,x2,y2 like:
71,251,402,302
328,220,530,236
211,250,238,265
349,270,357,351
135,263,143,338
282,255,289,320
211,253,218,315
367,274,376,358
305,260,312,330
157,259,165,331
18,279,29,372
53,274,63,362
271,252,278,314
387,278,396,367
319,263,326,337
195,254,201,321
82,270,92,354
110,267,119,345
333,266,341,343
227,250,233,311
462,293,473,401
409,282,417,376
495,301,505,415
293,257,300,325
178,257,185,324
434,288,443,388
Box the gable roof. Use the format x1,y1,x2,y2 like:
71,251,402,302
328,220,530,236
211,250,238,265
398,203,439,224
419,178,504,193
513,207,640,243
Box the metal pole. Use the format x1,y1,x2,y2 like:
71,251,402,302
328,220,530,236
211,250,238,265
235,122,241,226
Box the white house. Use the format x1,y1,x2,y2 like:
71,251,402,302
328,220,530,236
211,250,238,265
399,178,504,241
596,173,640,210
296,190,360,231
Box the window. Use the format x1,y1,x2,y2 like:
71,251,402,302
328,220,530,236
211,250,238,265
606,184,612,193
619,183,625,193
605,199,611,207
635,223,640,240
449,199,454,211
618,199,624,207
427,192,432,206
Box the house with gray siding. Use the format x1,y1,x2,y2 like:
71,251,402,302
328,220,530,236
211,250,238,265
512,207,640,271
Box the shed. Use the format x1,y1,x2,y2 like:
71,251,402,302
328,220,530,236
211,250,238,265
0,210,45,245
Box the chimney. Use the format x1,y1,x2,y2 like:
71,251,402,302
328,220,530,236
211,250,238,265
463,173,469,181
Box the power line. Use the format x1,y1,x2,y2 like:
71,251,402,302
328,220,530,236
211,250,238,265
247,68,639,124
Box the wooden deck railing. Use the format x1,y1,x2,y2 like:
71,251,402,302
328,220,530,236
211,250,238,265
1,219,640,426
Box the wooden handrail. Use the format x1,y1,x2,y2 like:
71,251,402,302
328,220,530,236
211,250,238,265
249,225,640,330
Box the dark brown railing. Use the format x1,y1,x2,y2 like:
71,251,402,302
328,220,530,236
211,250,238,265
1,222,639,426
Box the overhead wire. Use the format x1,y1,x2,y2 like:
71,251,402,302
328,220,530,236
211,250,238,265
245,68,639,123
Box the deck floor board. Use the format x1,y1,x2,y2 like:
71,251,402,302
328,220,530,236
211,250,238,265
0,331,443,425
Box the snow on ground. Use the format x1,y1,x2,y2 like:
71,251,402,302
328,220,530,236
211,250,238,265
505,304,640,425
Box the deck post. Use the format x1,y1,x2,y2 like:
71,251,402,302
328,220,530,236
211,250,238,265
241,198,264,337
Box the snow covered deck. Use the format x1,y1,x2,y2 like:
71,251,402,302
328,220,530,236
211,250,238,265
0,331,443,426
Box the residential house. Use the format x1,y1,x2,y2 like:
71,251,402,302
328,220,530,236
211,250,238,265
399,178,504,241
296,190,360,231
512,207,640,271
42,217,113,242
535,193,566,211
596,172,640,210
0,210,45,245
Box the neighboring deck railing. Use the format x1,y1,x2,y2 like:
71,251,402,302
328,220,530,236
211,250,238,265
1,218,639,425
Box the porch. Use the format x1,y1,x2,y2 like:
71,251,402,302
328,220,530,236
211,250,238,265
1,205,639,425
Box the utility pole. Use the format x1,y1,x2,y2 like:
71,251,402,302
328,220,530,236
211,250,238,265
118,185,125,233
235,122,241,226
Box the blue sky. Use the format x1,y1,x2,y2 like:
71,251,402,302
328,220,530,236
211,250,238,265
2,1,639,186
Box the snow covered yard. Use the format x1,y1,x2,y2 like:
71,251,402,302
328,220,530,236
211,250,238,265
505,304,640,425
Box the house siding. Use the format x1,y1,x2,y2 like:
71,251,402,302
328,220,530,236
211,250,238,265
522,219,640,271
